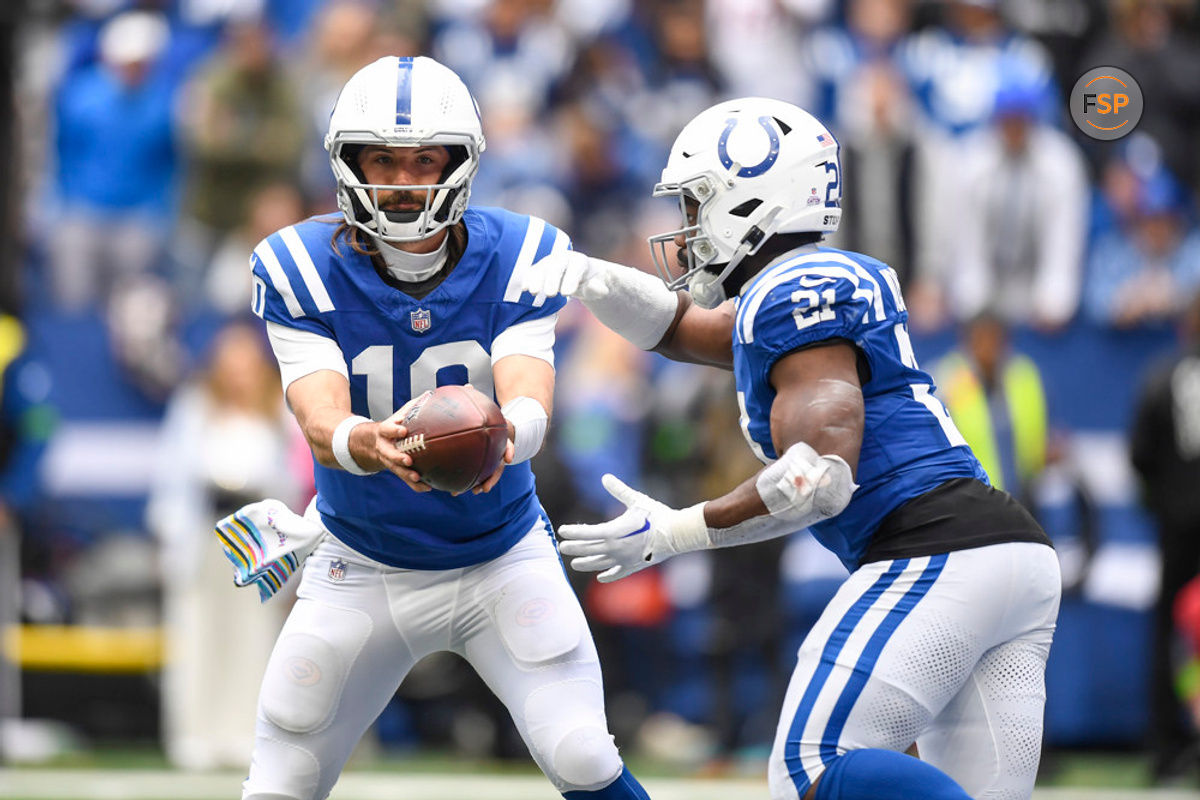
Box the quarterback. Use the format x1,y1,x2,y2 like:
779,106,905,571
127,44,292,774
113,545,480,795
525,98,1061,800
237,56,650,800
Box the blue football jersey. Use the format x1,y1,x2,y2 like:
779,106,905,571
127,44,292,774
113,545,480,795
732,247,988,570
250,207,567,570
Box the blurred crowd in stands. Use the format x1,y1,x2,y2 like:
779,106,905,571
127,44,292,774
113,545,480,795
3,0,1200,785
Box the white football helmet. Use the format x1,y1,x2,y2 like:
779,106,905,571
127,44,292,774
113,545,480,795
325,56,486,243
649,97,842,308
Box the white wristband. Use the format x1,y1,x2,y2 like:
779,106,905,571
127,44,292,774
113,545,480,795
331,415,377,476
501,396,548,464
667,502,712,554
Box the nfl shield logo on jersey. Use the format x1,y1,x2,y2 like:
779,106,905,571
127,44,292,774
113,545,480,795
410,308,432,333
328,558,347,582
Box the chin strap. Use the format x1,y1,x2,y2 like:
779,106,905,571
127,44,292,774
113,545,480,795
688,208,779,309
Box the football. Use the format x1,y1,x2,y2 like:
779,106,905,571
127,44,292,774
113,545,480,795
396,384,509,493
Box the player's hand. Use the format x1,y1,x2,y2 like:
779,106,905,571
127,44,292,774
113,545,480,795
471,439,514,495
557,474,707,582
375,411,432,493
523,250,609,304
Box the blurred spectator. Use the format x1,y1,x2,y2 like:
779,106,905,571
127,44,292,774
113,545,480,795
903,0,1053,139
1130,290,1200,783
432,0,573,118
948,68,1088,329
146,318,308,771
806,0,913,134
808,0,919,282
1078,0,1200,192
936,311,1048,504
1089,133,1163,240
47,9,177,311
903,0,1054,326
471,70,567,214
1083,170,1200,328
553,101,651,254
625,0,724,148
106,274,188,400
203,180,307,316
177,20,305,254
706,0,816,104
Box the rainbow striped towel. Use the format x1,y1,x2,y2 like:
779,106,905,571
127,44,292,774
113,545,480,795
214,499,325,602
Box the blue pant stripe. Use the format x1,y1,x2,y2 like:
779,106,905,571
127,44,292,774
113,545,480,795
786,559,910,797
819,553,949,763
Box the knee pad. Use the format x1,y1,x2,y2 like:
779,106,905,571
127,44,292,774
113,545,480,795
552,724,623,790
260,603,371,734
524,677,621,790
487,570,587,667
241,736,321,800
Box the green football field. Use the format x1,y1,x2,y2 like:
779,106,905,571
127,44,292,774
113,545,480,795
1,750,1197,800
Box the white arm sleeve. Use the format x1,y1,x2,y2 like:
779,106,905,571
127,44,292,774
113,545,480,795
265,321,347,392
583,258,677,350
695,446,857,551
490,313,558,367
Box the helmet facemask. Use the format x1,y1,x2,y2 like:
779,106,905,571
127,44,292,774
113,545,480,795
330,134,480,244
649,173,780,309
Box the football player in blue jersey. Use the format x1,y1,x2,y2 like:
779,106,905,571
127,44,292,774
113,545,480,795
523,98,1061,800
239,55,651,800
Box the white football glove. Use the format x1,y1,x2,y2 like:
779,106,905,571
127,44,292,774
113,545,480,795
523,249,610,304
522,251,678,350
557,474,709,582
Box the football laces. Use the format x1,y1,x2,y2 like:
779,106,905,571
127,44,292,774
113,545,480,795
396,433,427,454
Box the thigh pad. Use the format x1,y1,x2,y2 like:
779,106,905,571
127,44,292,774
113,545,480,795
259,601,372,735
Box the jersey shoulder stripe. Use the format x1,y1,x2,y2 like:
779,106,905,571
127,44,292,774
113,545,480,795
278,225,335,312
500,216,569,306
252,238,303,318
737,250,885,345
479,209,569,307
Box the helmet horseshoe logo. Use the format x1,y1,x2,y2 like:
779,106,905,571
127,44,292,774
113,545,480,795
717,115,780,178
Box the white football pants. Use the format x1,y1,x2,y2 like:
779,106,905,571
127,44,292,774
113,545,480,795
242,523,625,800
768,542,1061,800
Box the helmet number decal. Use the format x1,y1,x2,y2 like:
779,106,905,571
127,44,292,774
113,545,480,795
718,116,780,178
824,162,840,208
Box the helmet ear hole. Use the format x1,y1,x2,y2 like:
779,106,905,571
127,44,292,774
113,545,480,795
339,144,367,182
440,145,468,182
729,199,762,218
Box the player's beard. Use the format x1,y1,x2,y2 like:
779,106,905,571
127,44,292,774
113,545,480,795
380,190,429,221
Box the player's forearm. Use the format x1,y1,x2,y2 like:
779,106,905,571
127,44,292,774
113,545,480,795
494,355,554,463
703,478,770,529
296,404,377,470
698,441,857,550
650,293,734,368
285,371,385,474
